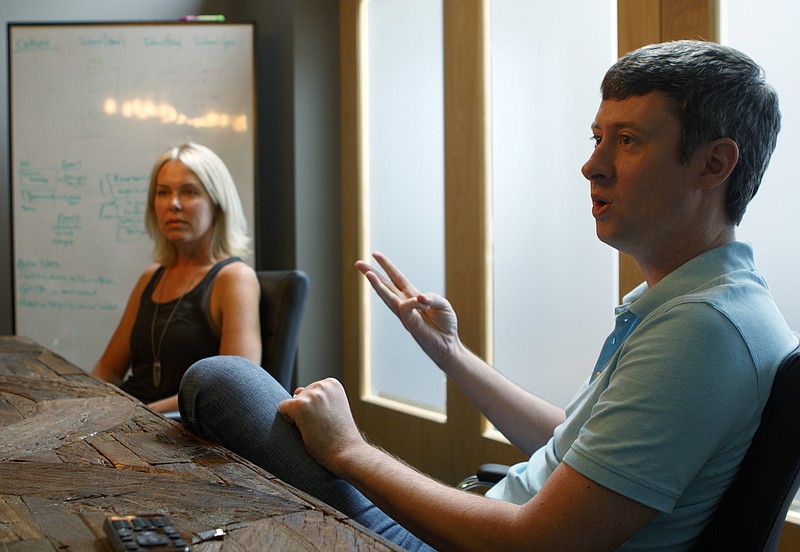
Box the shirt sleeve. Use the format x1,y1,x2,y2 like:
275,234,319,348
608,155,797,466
563,300,761,512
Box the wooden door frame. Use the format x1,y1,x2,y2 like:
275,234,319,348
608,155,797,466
340,0,519,485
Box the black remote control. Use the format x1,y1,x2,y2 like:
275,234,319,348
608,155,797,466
103,514,191,552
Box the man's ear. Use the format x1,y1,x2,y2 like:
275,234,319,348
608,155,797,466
699,138,739,190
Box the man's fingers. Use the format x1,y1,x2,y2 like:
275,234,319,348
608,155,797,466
372,252,420,296
278,397,298,424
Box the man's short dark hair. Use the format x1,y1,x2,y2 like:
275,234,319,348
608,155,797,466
601,40,781,225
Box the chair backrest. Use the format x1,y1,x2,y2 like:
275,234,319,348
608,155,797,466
692,345,800,551
257,270,309,392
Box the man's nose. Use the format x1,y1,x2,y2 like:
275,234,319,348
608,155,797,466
581,144,612,182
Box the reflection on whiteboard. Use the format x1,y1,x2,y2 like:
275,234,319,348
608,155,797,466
10,23,256,371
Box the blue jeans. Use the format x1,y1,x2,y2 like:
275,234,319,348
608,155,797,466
179,356,435,551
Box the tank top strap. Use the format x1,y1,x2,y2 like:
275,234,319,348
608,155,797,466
197,256,243,310
141,257,242,306
141,265,167,303
204,256,242,283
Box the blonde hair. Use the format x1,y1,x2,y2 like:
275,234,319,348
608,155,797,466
145,142,251,265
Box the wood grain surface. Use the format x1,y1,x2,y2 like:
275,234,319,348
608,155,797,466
0,335,400,551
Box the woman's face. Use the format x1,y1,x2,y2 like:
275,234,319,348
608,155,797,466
153,160,216,248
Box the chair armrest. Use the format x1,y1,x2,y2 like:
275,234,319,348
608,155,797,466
477,463,510,484
458,463,510,492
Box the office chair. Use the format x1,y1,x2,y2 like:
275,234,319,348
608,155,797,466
254,269,310,392
162,269,310,421
691,345,800,551
457,463,509,493
459,346,800,551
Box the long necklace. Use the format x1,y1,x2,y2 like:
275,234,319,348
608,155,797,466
150,264,203,388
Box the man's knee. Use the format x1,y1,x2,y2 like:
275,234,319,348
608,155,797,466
184,355,257,389
184,356,225,385
180,356,250,412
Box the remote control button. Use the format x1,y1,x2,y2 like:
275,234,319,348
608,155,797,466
136,531,169,546
113,519,133,530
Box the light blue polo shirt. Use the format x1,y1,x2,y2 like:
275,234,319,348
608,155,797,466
486,241,797,551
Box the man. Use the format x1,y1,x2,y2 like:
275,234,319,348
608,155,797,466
179,40,797,550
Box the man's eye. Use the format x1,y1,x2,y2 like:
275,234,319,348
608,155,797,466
591,135,602,147
620,135,634,145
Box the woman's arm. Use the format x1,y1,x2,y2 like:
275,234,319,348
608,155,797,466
92,266,158,383
148,394,179,412
209,261,262,364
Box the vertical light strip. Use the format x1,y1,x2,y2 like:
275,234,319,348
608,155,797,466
357,0,372,399
482,0,494,370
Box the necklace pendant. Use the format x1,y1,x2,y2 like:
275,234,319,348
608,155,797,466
153,360,161,387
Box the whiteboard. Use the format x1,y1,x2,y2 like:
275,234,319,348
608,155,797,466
9,22,256,371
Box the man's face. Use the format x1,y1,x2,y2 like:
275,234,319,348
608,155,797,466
581,91,706,261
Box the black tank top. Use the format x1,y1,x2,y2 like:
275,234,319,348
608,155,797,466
121,257,241,404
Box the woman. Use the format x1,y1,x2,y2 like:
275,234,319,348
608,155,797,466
93,142,261,412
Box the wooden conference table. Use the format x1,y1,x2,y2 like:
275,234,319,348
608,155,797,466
0,335,401,551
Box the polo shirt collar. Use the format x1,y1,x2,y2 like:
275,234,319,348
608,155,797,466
620,241,757,320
